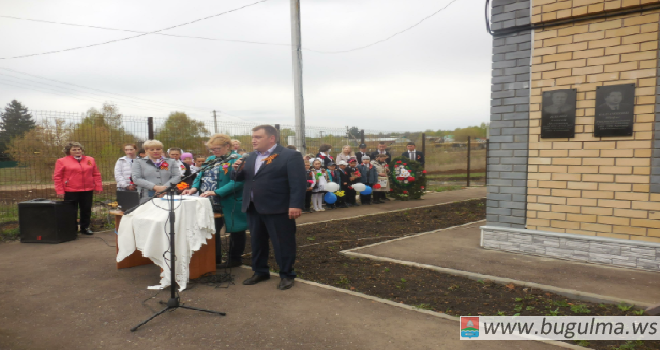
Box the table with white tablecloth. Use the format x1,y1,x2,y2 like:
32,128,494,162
117,196,215,291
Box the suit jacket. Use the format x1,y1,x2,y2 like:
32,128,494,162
132,158,182,201
370,150,391,165
232,144,307,215
327,169,341,185
315,152,334,168
355,151,369,164
401,150,425,166
357,163,378,185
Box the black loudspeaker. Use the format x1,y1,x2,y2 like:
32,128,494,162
19,199,78,243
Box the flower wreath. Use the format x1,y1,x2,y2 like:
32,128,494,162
387,156,426,201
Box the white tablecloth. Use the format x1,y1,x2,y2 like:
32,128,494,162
117,196,215,291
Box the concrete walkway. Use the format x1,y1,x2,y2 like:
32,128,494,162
352,221,660,306
296,187,487,225
0,228,558,350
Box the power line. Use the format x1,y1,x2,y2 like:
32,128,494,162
0,67,247,122
0,0,271,60
0,73,178,113
0,67,211,114
0,15,293,49
1,0,460,56
316,0,459,54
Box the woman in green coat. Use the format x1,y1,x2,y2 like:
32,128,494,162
183,134,248,268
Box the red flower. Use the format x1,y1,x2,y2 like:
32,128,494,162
403,163,407,166
384,164,389,167
307,180,314,184
421,186,425,190
320,155,326,159
373,184,381,189
389,188,393,192
162,162,169,167
396,161,401,164
407,177,415,181
349,186,353,190
422,170,427,174
403,191,408,194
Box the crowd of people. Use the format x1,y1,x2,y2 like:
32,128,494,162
291,141,424,213
52,128,424,290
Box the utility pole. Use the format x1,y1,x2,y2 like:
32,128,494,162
213,110,218,134
290,0,306,154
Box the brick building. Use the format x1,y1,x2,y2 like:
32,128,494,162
483,0,660,270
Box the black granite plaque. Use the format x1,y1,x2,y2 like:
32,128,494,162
594,83,635,137
541,89,576,138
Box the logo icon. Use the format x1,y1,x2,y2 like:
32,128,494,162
460,316,480,339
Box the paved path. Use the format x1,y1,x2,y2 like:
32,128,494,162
296,187,487,225
355,221,660,306
0,229,557,350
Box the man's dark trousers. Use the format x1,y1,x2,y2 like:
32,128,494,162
247,203,296,278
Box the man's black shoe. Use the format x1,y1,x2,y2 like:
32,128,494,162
217,260,242,269
362,202,371,205
277,278,295,290
243,274,270,285
81,228,93,235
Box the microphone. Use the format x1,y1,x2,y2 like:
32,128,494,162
235,154,249,171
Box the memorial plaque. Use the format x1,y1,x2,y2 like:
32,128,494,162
541,89,576,138
594,83,635,137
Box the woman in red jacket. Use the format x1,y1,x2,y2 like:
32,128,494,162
53,142,103,235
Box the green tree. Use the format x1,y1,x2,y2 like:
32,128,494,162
155,112,209,155
0,100,36,158
347,126,360,141
69,103,139,180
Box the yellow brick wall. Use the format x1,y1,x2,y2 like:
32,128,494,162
527,10,660,242
532,0,660,24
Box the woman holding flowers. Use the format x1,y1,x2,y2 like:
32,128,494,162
182,134,248,268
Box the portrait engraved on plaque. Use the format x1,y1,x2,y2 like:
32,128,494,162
541,89,577,138
594,84,635,137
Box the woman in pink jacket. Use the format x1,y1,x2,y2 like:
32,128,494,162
53,142,103,235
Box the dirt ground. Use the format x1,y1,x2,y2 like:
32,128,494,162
0,229,556,350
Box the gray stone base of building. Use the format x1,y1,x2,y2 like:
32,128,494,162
480,226,660,272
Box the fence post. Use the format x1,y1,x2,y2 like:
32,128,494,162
421,133,426,158
360,129,365,145
275,124,280,145
485,139,489,186
467,136,471,187
148,117,154,139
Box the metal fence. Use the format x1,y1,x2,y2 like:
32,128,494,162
0,110,487,225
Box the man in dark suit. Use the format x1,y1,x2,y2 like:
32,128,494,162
370,142,391,165
355,144,369,164
401,142,425,167
596,90,633,116
232,125,306,290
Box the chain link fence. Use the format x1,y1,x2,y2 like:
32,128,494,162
0,110,487,226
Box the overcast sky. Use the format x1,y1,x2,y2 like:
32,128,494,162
0,0,492,132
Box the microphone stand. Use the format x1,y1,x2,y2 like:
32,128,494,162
130,157,229,332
